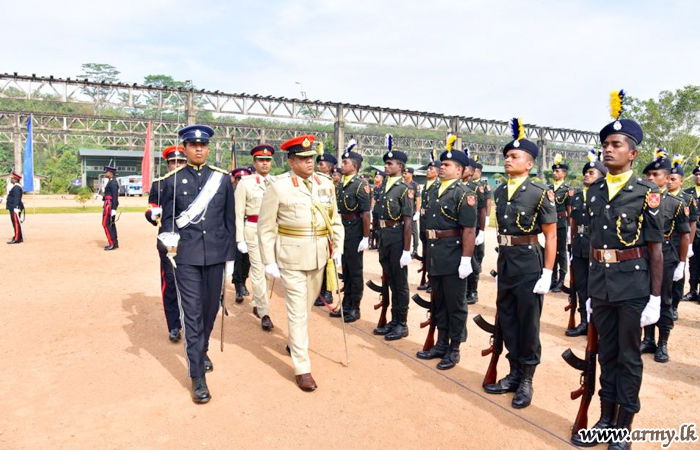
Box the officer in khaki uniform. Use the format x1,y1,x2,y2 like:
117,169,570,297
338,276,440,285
235,144,276,331
258,135,344,392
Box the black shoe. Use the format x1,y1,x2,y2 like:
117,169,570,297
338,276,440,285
654,330,670,363
235,283,244,303
329,308,346,318
261,315,274,331
204,354,213,373
191,376,211,404
484,360,521,394
608,408,635,450
322,291,333,304
640,326,657,354
426,285,432,294
385,322,409,341
241,284,250,297
566,313,588,337
104,244,118,250
551,280,564,293
6,239,17,244
417,283,429,291
169,328,181,343
512,365,535,409
344,309,361,323
417,336,448,360
672,307,679,321
466,292,478,305
436,347,460,370
681,290,697,302
571,400,617,446
373,320,396,336
314,297,325,307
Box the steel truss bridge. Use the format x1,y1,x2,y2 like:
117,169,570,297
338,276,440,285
0,73,599,173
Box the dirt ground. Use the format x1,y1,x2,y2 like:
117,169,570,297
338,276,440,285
1,207,699,449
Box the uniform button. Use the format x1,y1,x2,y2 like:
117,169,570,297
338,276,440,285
528,245,532,249
203,231,207,234
503,229,507,233
202,217,205,221
507,202,511,205
635,265,640,270
431,244,434,247
605,205,610,209
433,214,436,217
589,262,592,266
456,240,460,244
605,263,610,268
622,213,627,218
521,211,525,215
603,244,608,249
504,215,508,219
590,211,594,216
603,225,607,229
198,173,202,176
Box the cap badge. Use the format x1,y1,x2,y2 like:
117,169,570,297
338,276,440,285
387,151,393,158
613,121,622,131
513,140,520,148
302,138,311,149
195,129,202,138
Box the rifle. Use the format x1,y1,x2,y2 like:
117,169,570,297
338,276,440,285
562,321,598,437
411,292,435,351
473,269,501,387
219,268,230,352
561,251,576,331
366,271,389,328
417,243,427,287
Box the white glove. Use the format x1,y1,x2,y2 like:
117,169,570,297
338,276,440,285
95,194,103,201
333,252,342,269
495,275,498,285
13,208,20,214
225,261,234,276
640,295,661,327
413,212,420,221
265,263,281,279
111,210,117,217
673,262,686,282
688,245,695,259
150,206,162,219
458,256,473,279
400,250,412,268
586,298,592,322
237,242,248,254
532,268,553,295
485,217,490,228
357,237,369,253
475,230,485,246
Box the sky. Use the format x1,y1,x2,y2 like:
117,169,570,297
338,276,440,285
3,0,699,132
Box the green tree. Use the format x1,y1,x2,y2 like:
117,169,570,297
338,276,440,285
74,186,93,208
37,143,81,193
77,63,121,110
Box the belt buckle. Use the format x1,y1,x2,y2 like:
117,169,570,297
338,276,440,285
602,250,616,263
379,220,386,228
497,235,509,246
427,230,437,240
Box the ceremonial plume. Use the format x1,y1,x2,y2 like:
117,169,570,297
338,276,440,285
554,153,564,165
346,138,357,151
609,90,626,120
385,133,393,151
510,118,525,141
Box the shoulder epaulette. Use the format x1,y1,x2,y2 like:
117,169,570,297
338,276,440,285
209,165,229,174
635,177,656,189
529,180,549,191
153,165,185,182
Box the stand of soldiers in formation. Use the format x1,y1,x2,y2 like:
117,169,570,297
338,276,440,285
8,89,700,449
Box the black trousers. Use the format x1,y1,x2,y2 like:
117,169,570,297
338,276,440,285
592,296,646,414
101,206,118,246
159,249,182,331
552,225,567,279
411,219,419,253
232,252,250,284
341,219,364,310
571,255,589,313
379,230,409,319
175,263,223,378
688,236,700,291
466,242,485,290
496,270,543,366
433,273,468,344
9,210,22,241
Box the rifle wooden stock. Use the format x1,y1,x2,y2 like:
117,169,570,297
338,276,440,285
473,313,502,387
562,321,598,436
566,260,577,330
422,286,436,351
419,318,430,329
374,272,389,328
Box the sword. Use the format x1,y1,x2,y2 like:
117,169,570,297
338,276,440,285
220,266,229,352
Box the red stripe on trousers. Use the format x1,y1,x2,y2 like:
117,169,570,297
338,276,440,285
102,203,114,246
12,212,20,241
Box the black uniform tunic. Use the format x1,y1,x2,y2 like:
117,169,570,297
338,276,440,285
6,183,24,242
671,190,696,303
586,174,663,414
102,178,119,246
493,178,556,366
551,182,572,280
570,187,592,313
658,191,689,330
405,179,421,254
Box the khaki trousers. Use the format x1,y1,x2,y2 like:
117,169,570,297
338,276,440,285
246,222,269,317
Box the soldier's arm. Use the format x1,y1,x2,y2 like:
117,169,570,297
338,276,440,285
160,179,175,234
542,223,557,270
145,182,159,226
359,182,371,237
676,204,690,262
400,187,414,251
257,181,280,266
460,192,478,257
234,180,247,243
643,187,664,296
648,242,662,296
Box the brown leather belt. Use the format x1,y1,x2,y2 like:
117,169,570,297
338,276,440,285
426,228,461,240
341,212,361,221
379,219,400,228
591,246,645,263
557,211,567,218
245,215,258,223
497,234,538,246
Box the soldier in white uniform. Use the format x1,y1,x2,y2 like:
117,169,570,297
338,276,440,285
235,144,275,331
257,135,344,392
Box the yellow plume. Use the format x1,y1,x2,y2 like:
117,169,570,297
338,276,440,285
316,141,323,156
554,153,563,165
609,90,623,120
517,119,525,140
655,148,667,160
672,153,683,167
446,134,457,151
696,156,700,166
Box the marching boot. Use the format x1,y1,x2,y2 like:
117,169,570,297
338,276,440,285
261,315,274,331
168,328,181,343
436,341,460,370
343,308,361,323
234,283,244,303
654,329,670,363
639,326,657,354
7,239,17,244
566,311,588,337
204,354,213,373
240,284,250,297
571,399,618,446
551,278,564,293
672,299,679,321
471,278,479,304
681,288,697,302
512,365,535,409
191,376,211,404
484,360,521,394
373,319,396,336
416,330,448,359
608,408,635,450
385,314,409,341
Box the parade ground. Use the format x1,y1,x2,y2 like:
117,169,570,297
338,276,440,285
2,205,699,449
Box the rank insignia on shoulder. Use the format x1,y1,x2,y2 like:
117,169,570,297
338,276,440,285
547,190,555,202
647,192,660,209
364,185,371,194
467,195,476,206
408,189,414,199
568,189,575,197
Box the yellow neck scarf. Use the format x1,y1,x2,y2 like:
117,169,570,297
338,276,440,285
507,176,528,200
695,185,700,197
605,170,634,200
669,188,681,196
582,186,588,202
385,176,401,192
438,179,458,196
553,180,564,192
426,179,437,190
343,174,355,187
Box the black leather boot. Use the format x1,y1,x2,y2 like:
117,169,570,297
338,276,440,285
571,399,618,446
566,311,588,337
654,329,670,363
436,342,460,370
417,331,448,359
608,408,635,450
385,320,409,341
240,284,249,297
681,288,697,302
191,376,211,403
234,283,244,303
672,298,680,321
512,365,535,408
204,354,213,373
471,279,479,304
484,360,521,394
373,320,396,336
640,326,657,354
551,278,564,293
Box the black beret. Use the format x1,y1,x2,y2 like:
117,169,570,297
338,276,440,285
475,162,483,170
317,153,337,165
582,161,608,176
693,166,700,175
404,167,414,174
642,157,671,174
503,139,539,159
383,150,408,164
342,150,363,163
440,150,469,167
600,119,643,145
552,163,569,171
671,165,684,176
